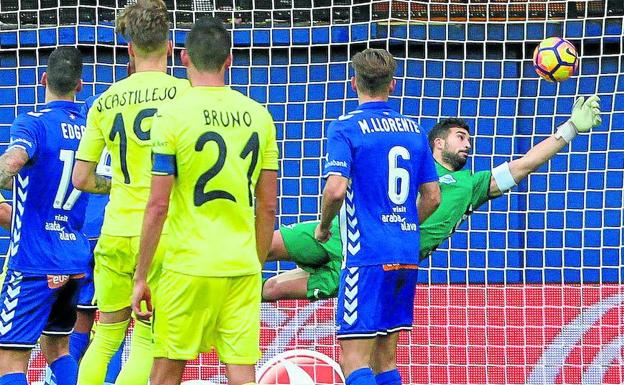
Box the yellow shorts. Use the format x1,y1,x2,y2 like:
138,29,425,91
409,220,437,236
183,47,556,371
152,269,262,364
93,234,166,313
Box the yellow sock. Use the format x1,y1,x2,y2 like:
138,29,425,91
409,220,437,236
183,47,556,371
114,320,153,385
77,319,129,385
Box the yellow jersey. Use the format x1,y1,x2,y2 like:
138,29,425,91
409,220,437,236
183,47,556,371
77,72,190,236
151,86,278,277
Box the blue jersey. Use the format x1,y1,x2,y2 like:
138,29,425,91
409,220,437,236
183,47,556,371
323,101,438,267
7,101,90,275
80,94,111,239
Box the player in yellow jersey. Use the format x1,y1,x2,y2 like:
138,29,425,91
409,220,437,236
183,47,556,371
131,16,278,385
71,1,190,384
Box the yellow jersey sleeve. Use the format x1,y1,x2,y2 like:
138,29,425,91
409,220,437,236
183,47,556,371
76,107,106,163
151,111,177,156
151,111,178,176
261,111,279,171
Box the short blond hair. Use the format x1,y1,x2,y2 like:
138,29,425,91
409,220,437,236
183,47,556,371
351,48,397,96
116,0,169,55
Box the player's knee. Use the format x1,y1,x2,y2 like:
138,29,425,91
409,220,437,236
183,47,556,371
339,347,371,376
262,278,281,301
98,307,132,324
0,348,30,374
225,364,255,385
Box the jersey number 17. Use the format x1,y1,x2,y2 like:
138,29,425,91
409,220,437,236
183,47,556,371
54,149,82,210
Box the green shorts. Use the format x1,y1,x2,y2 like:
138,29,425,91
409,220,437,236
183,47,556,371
279,219,343,300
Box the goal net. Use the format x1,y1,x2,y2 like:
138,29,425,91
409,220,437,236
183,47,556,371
0,1,622,384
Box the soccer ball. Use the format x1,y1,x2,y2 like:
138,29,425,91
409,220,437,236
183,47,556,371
533,37,579,82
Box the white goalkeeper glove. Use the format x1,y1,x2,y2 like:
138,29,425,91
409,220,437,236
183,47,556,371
555,95,602,143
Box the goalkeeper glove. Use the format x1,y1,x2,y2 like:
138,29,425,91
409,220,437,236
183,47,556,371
555,95,602,143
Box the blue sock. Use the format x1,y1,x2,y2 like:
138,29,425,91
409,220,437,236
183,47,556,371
49,355,78,385
375,369,401,385
346,367,376,385
0,373,27,385
104,339,125,383
69,331,91,362
45,331,91,385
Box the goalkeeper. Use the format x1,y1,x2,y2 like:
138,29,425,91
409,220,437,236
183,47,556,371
263,96,602,301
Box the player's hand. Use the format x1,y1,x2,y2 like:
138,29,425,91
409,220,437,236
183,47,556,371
569,95,602,132
314,224,331,243
131,280,153,321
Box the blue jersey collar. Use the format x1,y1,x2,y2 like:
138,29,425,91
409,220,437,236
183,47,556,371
357,101,391,110
45,100,79,110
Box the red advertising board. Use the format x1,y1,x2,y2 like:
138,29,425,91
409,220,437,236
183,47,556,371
27,285,623,384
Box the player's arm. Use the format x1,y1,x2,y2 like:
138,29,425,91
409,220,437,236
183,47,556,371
316,175,348,242
417,181,441,224
73,108,110,194
489,95,601,197
1,114,41,190
417,135,441,223
255,111,279,263
255,170,278,264
0,193,11,230
0,147,29,190
316,122,352,242
72,161,111,194
132,173,173,320
132,110,175,320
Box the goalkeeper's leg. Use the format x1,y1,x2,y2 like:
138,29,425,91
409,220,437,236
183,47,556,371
262,222,341,301
262,268,310,301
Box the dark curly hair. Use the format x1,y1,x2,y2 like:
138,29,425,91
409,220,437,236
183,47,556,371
427,118,471,150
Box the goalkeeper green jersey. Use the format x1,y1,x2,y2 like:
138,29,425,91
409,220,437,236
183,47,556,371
277,162,494,300
418,162,492,259
282,161,493,269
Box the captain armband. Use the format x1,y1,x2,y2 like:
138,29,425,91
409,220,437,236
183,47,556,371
492,161,517,193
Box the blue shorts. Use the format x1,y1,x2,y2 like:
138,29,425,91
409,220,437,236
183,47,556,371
76,239,97,310
0,269,80,348
336,265,418,339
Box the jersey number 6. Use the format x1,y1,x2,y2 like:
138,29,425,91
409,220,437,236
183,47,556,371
388,145,410,205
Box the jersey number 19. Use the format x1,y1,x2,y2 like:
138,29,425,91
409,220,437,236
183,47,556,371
109,108,157,184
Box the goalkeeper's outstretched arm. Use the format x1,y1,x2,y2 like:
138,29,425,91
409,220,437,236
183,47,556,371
489,95,602,198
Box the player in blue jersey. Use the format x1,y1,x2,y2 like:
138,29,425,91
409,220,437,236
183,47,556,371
0,47,109,385
315,49,441,385
44,90,126,385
